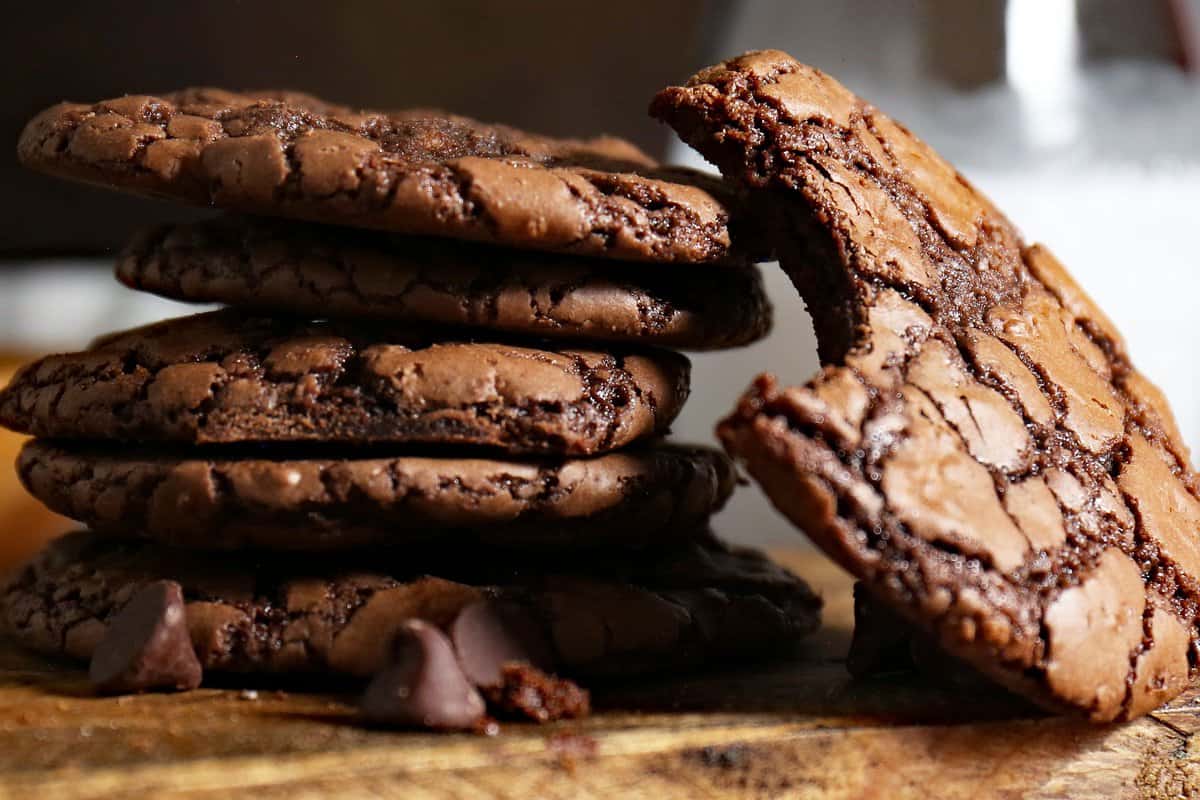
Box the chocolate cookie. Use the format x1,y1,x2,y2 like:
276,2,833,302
0,310,689,455
653,51,1200,721
18,440,735,551
116,217,772,350
1,531,821,679
18,88,753,263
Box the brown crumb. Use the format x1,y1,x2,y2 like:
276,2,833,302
484,663,590,723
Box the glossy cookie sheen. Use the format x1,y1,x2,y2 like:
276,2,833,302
117,216,772,350
18,440,735,551
1,531,821,679
18,88,753,263
653,50,1200,722
0,310,689,455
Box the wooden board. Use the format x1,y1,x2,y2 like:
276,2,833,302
0,551,1195,799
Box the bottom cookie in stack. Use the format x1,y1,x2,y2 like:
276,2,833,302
2,530,820,729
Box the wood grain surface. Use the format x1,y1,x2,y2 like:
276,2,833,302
0,552,1195,799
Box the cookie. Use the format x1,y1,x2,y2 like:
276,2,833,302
18,88,754,263
1,531,821,679
117,217,772,350
18,440,735,551
653,50,1199,721
0,310,689,455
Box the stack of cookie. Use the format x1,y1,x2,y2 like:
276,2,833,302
0,89,820,727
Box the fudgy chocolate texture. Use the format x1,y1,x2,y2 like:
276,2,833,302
18,441,735,551
653,50,1200,722
0,310,689,455
18,88,754,263
117,217,772,350
1,531,821,679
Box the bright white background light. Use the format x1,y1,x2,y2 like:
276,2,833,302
1006,0,1081,148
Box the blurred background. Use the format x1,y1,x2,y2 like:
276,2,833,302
1,0,1197,564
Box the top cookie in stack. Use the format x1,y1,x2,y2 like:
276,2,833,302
0,88,819,722
18,88,755,264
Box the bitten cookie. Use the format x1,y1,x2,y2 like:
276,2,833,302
18,440,735,551
117,217,772,350
653,50,1199,722
1,531,821,678
18,88,756,263
0,310,689,455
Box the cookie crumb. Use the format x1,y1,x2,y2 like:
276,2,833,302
484,663,590,723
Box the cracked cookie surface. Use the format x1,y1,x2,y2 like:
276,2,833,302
0,310,689,455
18,440,734,552
1,530,821,678
653,50,1200,721
18,88,757,263
117,216,772,350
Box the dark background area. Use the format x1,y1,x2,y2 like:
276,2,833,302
2,0,1192,255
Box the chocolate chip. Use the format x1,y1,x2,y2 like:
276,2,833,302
88,580,202,695
450,600,556,689
360,620,485,730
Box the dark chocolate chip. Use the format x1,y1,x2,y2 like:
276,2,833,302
88,580,202,694
360,620,485,730
450,600,556,689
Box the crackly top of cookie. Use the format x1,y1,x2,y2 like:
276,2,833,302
116,215,772,350
0,309,689,454
654,50,1200,722
17,87,757,263
18,439,736,552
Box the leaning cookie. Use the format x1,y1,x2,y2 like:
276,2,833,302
18,441,735,551
117,217,772,350
653,50,1199,722
18,88,757,263
1,531,821,679
0,310,689,455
